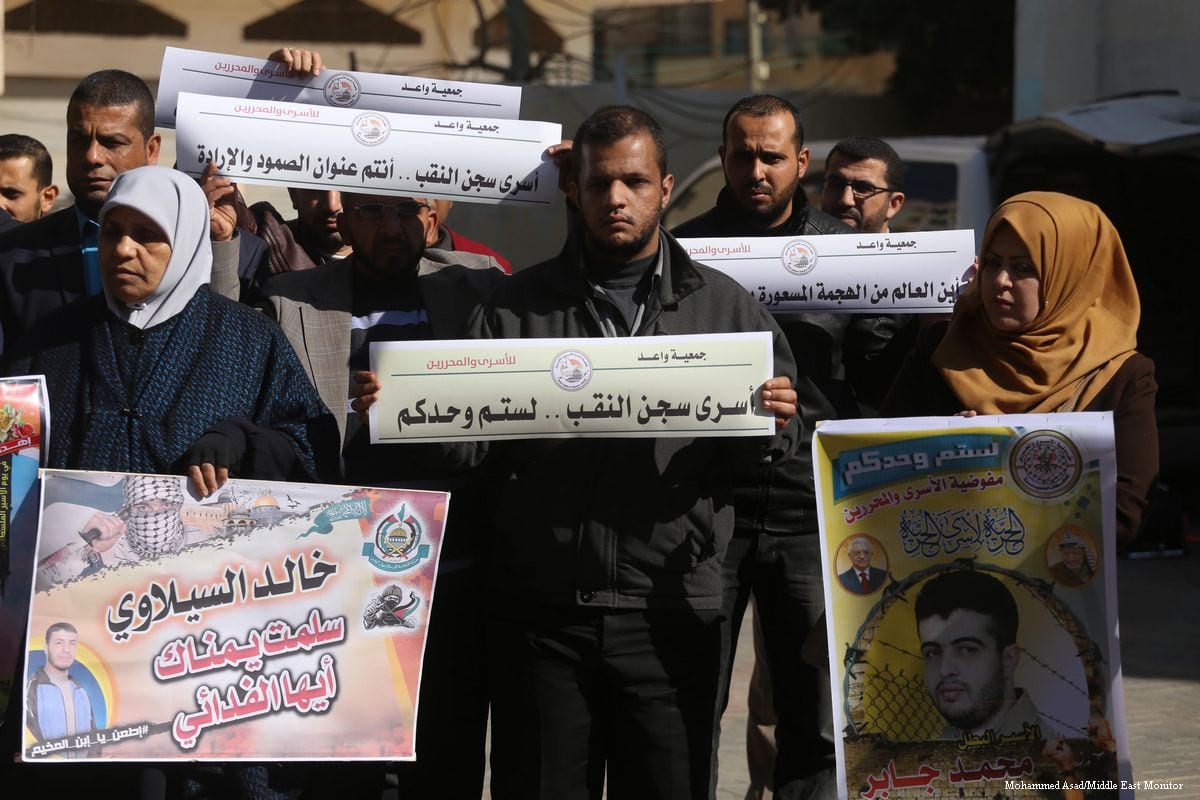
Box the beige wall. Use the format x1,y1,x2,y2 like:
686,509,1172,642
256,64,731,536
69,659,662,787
2,0,597,81
2,0,889,94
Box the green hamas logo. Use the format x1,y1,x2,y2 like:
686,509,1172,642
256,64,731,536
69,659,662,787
362,504,429,572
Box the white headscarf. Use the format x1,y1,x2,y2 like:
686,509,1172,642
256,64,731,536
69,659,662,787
98,166,212,329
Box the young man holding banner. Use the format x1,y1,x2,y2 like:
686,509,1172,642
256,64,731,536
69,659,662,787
469,105,798,800
672,95,899,800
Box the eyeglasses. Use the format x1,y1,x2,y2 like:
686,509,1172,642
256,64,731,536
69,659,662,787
352,201,429,220
822,175,892,199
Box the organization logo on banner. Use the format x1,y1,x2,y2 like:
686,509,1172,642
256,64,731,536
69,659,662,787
351,113,390,146
323,73,361,107
781,239,818,275
551,350,593,391
362,585,422,630
1009,429,1082,498
362,504,429,572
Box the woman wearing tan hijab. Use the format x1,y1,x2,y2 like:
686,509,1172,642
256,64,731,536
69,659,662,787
883,191,1158,543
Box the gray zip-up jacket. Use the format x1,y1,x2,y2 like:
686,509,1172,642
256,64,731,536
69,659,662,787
465,229,798,610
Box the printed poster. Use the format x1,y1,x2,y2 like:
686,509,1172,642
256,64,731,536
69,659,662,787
0,376,48,727
813,414,1130,799
22,470,448,761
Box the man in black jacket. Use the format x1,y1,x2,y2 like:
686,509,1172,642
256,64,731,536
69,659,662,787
673,95,897,800
0,70,263,357
476,105,799,800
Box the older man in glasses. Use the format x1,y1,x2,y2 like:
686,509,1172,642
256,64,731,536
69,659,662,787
821,136,906,234
672,96,903,800
261,190,504,798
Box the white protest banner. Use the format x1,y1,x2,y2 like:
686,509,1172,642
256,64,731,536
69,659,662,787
156,47,521,128
368,333,774,443
175,93,561,206
677,230,976,313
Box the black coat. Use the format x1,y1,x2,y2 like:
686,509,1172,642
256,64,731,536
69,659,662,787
672,190,903,534
467,229,799,610
8,289,338,482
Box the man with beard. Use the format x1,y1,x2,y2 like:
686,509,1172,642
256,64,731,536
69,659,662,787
820,137,928,409
820,136,906,234
470,104,798,800
0,134,59,223
672,95,898,800
25,622,95,748
916,570,1047,740
262,191,504,799
250,188,352,276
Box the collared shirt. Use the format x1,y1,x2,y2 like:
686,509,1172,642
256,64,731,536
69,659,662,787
74,206,102,296
938,687,1048,741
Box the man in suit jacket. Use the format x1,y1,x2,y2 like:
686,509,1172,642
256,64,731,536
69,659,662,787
0,70,263,357
262,191,504,799
839,536,888,594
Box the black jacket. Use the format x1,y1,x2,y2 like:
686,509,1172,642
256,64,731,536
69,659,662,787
673,190,900,534
467,229,799,610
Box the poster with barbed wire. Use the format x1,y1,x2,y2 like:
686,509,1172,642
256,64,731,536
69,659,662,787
813,413,1131,800
22,469,447,761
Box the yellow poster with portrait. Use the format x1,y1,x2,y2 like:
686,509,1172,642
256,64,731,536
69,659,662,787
813,413,1131,800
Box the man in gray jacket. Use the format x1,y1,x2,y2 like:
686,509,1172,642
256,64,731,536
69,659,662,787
672,96,898,800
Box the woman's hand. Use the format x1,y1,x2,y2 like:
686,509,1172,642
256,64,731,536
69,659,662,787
761,376,798,431
350,371,382,424
957,410,978,418
185,431,240,497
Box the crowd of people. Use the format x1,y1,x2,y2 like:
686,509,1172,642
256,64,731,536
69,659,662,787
0,46,1158,800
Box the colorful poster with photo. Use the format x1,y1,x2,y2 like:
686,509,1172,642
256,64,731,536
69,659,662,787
0,376,48,728
813,414,1131,799
22,470,447,761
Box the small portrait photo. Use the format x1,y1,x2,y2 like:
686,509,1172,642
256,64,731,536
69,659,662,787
1045,525,1099,589
25,622,110,754
836,534,890,595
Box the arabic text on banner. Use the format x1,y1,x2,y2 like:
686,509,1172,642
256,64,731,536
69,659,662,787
813,415,1131,800
677,230,975,313
23,470,448,761
175,92,560,206
368,333,774,443
0,377,48,728
156,47,522,127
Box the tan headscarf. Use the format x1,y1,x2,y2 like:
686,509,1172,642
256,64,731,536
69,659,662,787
933,191,1140,413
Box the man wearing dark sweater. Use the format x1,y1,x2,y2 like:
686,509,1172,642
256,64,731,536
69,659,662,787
673,95,897,800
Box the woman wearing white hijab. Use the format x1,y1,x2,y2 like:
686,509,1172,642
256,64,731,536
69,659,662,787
8,166,337,495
